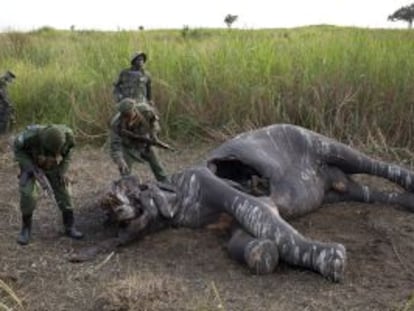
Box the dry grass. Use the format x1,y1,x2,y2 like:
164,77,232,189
0,278,24,311
94,272,223,311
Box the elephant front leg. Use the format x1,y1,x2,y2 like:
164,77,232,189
227,227,279,275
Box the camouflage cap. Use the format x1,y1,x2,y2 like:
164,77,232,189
40,126,66,154
117,98,136,114
136,102,157,122
5,71,16,79
1,70,16,81
130,51,147,64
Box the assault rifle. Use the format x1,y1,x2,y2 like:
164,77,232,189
121,129,176,152
32,167,59,207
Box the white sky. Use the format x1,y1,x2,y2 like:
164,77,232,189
0,0,412,31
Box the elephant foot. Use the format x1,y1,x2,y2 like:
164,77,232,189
314,243,346,282
399,193,414,212
244,239,279,275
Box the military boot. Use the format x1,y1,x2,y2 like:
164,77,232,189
62,210,84,239
17,214,32,245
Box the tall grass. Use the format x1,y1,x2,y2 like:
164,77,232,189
1,26,414,148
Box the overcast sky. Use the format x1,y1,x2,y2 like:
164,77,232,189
0,0,412,31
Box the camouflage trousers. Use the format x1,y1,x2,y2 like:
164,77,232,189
123,145,168,182
18,169,73,216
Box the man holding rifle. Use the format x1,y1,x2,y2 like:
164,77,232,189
109,98,171,182
13,124,83,245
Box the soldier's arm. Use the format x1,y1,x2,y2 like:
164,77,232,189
13,132,35,170
112,71,125,102
109,123,125,164
58,129,75,174
148,111,161,139
146,73,152,102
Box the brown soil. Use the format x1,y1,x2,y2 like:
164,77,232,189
1,137,414,311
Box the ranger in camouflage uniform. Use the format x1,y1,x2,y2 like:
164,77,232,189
109,98,168,182
113,51,153,105
0,70,16,134
14,124,83,245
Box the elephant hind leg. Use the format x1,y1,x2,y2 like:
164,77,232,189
321,140,414,191
323,169,414,212
227,228,279,275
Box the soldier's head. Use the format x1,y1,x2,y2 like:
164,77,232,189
40,126,66,155
130,51,147,68
136,102,156,123
118,98,143,124
1,70,16,83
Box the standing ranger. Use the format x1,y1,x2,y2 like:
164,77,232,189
0,70,16,134
113,51,154,105
14,124,84,245
109,98,170,182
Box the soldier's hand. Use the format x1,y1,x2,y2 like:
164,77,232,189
118,162,130,176
58,174,70,186
37,155,58,170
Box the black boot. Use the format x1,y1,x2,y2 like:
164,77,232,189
62,210,84,239
17,214,32,245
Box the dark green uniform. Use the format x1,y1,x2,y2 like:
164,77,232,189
13,124,83,244
109,101,168,182
113,68,152,104
0,71,16,134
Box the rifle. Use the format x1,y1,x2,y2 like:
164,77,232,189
121,129,176,151
32,167,59,207
152,139,176,152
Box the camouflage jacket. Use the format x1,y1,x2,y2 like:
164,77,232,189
14,124,75,173
113,68,152,103
0,79,13,112
109,103,159,163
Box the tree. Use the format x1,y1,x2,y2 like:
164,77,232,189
224,14,238,28
388,3,414,28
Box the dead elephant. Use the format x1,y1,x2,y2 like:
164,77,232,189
71,124,414,282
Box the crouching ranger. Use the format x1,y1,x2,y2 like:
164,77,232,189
109,98,169,182
14,124,83,245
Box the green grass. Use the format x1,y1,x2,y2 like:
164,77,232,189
2,26,414,148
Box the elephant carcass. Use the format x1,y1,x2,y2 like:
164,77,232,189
74,124,414,282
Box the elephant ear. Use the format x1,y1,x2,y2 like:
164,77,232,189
148,184,178,218
157,192,178,218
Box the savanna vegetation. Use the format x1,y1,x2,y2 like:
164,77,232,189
1,26,414,152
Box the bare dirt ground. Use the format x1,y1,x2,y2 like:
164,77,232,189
1,136,414,311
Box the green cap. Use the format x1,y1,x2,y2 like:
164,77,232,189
5,71,16,79
40,126,66,153
130,51,147,64
1,70,16,82
117,98,136,114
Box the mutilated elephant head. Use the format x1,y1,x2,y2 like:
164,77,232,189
99,175,143,222
99,175,178,235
